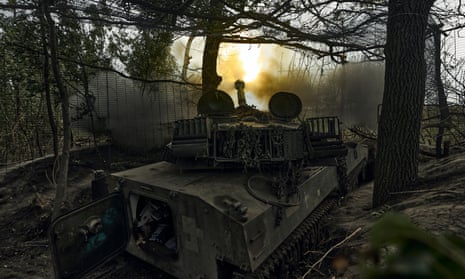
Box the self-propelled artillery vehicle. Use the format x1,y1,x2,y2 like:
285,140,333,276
49,89,370,279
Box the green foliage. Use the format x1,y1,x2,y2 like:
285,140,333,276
0,0,179,162
54,6,111,82
0,12,52,162
0,1,113,162
116,30,176,80
361,213,465,279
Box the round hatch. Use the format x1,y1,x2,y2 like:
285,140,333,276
269,92,302,119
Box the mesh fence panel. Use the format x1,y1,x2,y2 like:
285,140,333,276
1,71,201,172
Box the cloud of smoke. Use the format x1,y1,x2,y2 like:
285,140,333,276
71,41,384,152
216,44,384,128
217,44,318,110
174,39,385,128
70,72,201,152
317,62,384,129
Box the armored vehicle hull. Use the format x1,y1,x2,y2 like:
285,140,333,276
50,143,367,279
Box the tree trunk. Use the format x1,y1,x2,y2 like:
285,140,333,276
432,25,450,158
182,35,195,81
79,58,99,151
40,17,59,158
373,0,435,207
201,0,224,95
43,1,72,220
202,34,222,94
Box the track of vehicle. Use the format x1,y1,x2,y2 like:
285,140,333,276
250,197,337,279
245,159,362,279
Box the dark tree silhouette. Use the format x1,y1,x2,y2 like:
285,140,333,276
373,0,436,207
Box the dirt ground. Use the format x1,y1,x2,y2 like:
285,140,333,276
0,147,464,279
319,147,465,278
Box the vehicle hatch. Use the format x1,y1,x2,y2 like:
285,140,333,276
49,193,128,278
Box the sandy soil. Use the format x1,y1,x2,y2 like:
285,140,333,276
0,147,464,279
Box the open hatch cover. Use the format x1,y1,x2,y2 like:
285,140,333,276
49,193,128,278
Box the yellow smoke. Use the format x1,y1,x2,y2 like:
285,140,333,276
172,38,384,127
218,44,312,110
171,39,316,110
